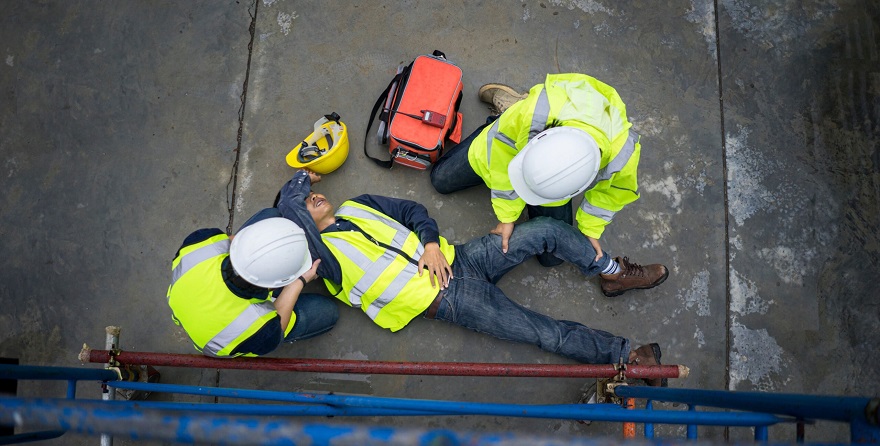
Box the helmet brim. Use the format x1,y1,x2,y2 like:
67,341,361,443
508,147,558,205
229,218,314,289
508,127,601,206
290,249,313,286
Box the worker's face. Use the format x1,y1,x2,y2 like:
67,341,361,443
305,192,334,222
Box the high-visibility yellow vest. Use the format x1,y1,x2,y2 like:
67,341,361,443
321,201,455,332
166,233,293,357
468,73,641,238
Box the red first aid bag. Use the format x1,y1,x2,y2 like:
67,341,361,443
365,50,463,170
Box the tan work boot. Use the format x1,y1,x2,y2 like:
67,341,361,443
600,256,668,297
478,83,528,114
628,343,667,387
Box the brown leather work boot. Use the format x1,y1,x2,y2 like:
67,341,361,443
478,83,528,114
629,343,667,387
600,256,669,297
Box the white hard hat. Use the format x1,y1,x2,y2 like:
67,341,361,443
229,217,312,288
508,127,601,205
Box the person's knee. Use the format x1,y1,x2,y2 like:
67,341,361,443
525,216,566,230
319,297,340,323
433,185,455,195
300,294,340,323
430,168,455,194
429,174,444,193
517,217,573,248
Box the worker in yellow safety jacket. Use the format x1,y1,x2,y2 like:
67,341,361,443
275,170,668,386
430,73,666,297
167,203,338,358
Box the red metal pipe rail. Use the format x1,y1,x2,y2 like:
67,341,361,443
84,348,689,380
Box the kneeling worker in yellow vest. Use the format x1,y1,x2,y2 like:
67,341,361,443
430,73,668,298
277,170,667,386
167,206,339,358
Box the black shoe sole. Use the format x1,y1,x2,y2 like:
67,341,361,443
602,268,670,298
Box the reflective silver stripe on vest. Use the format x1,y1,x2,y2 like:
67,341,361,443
485,120,501,165
491,189,520,201
365,261,420,319
329,206,426,316
324,237,419,319
324,236,385,308
170,239,230,290
586,129,639,191
579,199,617,222
203,300,275,357
336,205,424,259
528,89,550,140
494,130,516,148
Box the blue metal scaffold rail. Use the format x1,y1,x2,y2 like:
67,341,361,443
1,359,878,445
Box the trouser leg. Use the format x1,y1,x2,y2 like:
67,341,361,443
284,293,339,342
435,273,628,364
526,202,574,267
430,118,494,194
454,217,612,284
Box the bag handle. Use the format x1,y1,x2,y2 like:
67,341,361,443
364,65,411,169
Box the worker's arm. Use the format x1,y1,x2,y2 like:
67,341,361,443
229,260,322,357
484,97,534,226
277,170,343,283
577,140,641,239
274,259,321,332
229,317,283,357
350,194,441,245
475,94,543,252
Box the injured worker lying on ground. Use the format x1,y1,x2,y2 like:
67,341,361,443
277,169,669,386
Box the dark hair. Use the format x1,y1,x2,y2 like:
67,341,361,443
221,257,271,299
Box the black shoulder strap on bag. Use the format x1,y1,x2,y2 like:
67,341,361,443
364,65,411,169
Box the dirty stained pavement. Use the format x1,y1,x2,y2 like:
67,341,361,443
0,0,878,443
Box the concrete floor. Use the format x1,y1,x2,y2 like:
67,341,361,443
1,0,878,443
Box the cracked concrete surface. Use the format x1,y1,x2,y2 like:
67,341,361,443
0,0,877,443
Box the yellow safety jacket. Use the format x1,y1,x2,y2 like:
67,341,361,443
468,73,641,239
321,201,456,332
166,233,293,357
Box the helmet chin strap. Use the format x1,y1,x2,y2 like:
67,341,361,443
297,132,334,163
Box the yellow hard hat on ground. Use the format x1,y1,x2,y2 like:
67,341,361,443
286,112,350,174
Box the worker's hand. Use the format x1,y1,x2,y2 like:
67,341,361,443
300,169,321,184
418,242,452,289
587,237,603,262
301,259,321,283
490,221,515,253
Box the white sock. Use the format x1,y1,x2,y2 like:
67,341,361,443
602,259,620,275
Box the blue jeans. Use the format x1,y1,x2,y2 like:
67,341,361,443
432,217,628,364
525,201,573,267
430,119,490,194
430,117,578,267
284,293,339,342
